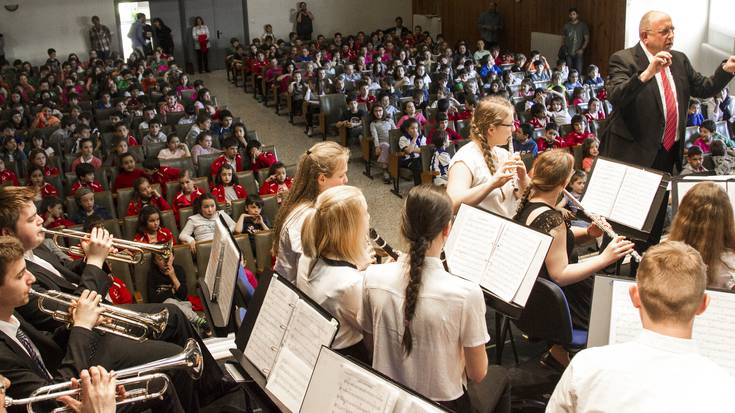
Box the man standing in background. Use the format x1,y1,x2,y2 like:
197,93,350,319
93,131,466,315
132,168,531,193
562,8,589,74
89,16,112,61
478,3,503,46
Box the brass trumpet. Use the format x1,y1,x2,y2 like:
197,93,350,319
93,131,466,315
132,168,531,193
30,289,169,342
4,339,203,413
41,228,172,264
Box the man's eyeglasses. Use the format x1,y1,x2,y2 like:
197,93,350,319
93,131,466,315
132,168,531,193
646,27,675,37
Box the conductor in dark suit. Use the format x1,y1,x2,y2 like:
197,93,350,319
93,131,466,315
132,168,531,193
600,10,735,174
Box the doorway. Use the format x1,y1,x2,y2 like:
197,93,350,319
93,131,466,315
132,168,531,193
117,1,151,59
182,0,246,71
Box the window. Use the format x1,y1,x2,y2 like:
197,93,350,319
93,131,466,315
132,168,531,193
708,0,735,52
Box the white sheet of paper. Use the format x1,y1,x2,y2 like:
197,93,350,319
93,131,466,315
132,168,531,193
393,396,448,413
581,159,627,217
215,223,241,322
608,279,735,375
266,347,313,413
609,167,662,230
445,204,502,284
281,300,338,367
203,219,225,293
483,225,542,302
328,363,399,413
244,278,299,376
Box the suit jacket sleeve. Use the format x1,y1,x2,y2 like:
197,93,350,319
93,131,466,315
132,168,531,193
606,51,647,109
684,55,734,99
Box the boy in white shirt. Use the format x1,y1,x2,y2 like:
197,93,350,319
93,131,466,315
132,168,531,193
547,241,734,413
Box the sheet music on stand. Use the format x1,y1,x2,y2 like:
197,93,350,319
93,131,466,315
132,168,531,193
443,204,552,307
671,175,735,214
300,346,451,413
236,273,339,413
588,275,735,375
201,215,240,327
580,157,670,238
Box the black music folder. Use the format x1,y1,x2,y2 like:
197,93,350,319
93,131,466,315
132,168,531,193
301,346,451,412
580,157,671,240
232,273,339,413
444,204,553,318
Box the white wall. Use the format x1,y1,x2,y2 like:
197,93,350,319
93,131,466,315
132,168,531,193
0,0,118,65
247,0,412,42
625,0,709,71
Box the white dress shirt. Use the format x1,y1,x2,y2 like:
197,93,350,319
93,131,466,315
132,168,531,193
641,43,680,143
546,328,734,412
25,250,65,281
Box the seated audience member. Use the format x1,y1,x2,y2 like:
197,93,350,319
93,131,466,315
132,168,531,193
111,152,145,192
70,138,102,171
512,123,539,158
113,122,138,147
369,104,397,183
27,166,58,200
40,197,75,229
584,97,606,122
174,170,203,211
687,100,704,126
235,194,270,247
190,132,221,167
680,146,707,175
710,140,735,175
0,159,19,186
547,241,734,412
692,127,714,154
430,130,452,185
359,186,491,411
127,176,172,216
246,140,277,172
73,188,112,225
259,161,293,204
527,103,550,129
396,100,427,128
698,119,735,151
179,193,237,252
142,117,167,145
185,112,212,146
335,95,366,146
580,137,599,173
161,91,185,114
133,205,175,245
428,112,461,145
28,149,59,177
563,115,594,147
548,95,572,126
211,138,244,177
210,163,247,207
158,134,192,160
142,158,180,199
71,163,104,195
398,117,427,187
669,182,735,289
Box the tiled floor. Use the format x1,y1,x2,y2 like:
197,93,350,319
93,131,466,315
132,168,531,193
194,70,407,249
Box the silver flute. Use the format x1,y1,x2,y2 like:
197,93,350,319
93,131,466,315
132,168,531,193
507,136,519,192
562,189,643,262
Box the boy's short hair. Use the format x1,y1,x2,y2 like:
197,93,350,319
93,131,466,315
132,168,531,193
637,241,706,323
701,119,717,133
0,236,25,286
435,112,449,122
47,48,56,55
219,109,233,119
75,162,96,178
711,139,726,156
196,112,211,124
246,140,263,153
222,137,238,149
40,196,63,212
520,123,534,137
571,114,585,125
433,130,449,148
142,158,161,170
687,145,703,157
245,194,264,208
545,124,559,132
148,117,162,127
0,187,37,233
114,122,128,131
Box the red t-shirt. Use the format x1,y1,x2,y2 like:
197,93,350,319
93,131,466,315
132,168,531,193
70,181,104,195
112,169,145,192
126,195,172,217
133,227,176,245
211,184,247,203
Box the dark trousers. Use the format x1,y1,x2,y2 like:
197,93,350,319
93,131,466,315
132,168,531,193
565,53,584,76
305,101,319,128
196,49,209,73
400,157,423,186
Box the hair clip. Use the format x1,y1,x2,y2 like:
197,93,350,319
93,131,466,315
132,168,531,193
306,150,312,155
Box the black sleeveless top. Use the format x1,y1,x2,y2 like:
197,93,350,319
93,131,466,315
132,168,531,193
515,201,592,330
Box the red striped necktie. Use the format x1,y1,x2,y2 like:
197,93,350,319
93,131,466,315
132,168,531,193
660,68,678,151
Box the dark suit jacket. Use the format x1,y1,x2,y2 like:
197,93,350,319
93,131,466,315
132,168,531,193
0,314,96,413
18,246,111,332
599,43,733,172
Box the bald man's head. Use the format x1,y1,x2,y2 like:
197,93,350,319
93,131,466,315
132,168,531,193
639,11,674,53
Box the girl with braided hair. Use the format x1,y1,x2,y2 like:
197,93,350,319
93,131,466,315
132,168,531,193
359,185,489,410
513,150,634,370
447,96,528,217
273,141,350,283
296,185,371,362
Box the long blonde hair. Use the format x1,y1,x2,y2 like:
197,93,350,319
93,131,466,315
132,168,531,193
514,150,574,218
669,182,735,286
469,96,514,176
273,141,349,255
301,185,371,277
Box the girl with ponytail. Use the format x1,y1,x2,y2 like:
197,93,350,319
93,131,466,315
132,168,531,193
446,96,528,217
273,141,350,283
359,185,489,410
513,149,634,370
296,185,371,362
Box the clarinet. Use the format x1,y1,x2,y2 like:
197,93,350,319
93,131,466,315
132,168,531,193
508,136,519,192
369,228,400,260
562,189,643,262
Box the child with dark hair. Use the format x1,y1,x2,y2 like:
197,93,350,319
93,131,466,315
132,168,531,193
235,194,270,240
174,169,204,211
246,140,277,172
179,193,237,252
211,163,247,205
133,204,175,245
563,115,594,147
580,137,599,173
71,163,104,195
528,103,550,129
259,161,293,203
336,95,367,146
40,197,76,229
513,123,539,157
680,146,707,175
430,130,452,185
698,119,735,151
142,157,180,199
210,137,244,177
112,152,145,192
428,112,461,145
557,169,587,227
27,165,58,200
72,187,112,224
710,139,735,175
0,158,19,186
126,176,172,216
398,117,427,186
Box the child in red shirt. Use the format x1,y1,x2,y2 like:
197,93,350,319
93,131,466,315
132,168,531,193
210,163,247,205
563,115,595,147
114,122,139,146
28,166,59,200
246,140,277,172
427,112,462,145
211,138,245,177
29,149,60,176
174,170,204,209
112,153,145,192
71,163,105,195
0,158,20,185
142,158,180,199
258,162,293,204
127,176,172,216
133,205,176,244
41,197,76,229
